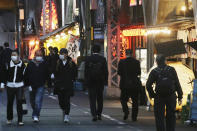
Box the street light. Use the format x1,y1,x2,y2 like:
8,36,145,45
181,6,186,17
181,6,186,12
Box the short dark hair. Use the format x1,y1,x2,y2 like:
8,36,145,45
156,54,166,65
92,44,101,53
4,42,9,47
12,49,19,55
125,49,133,56
48,46,53,51
60,48,68,54
53,47,58,54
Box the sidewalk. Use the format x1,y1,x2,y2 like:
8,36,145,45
101,96,197,131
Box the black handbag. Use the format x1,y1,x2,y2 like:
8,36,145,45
22,93,28,115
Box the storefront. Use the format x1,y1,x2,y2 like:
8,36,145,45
177,28,197,76
121,25,147,86
40,23,80,62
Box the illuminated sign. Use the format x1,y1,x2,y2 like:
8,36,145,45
40,0,58,32
139,0,142,5
130,0,137,6
123,29,146,36
122,28,171,36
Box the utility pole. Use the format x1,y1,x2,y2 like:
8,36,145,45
16,0,22,54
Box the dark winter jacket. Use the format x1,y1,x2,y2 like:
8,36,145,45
47,53,59,74
54,57,77,95
1,47,12,65
85,53,108,87
0,60,26,88
146,65,183,99
24,60,49,88
118,57,141,90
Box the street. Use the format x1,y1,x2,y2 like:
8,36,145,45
0,89,196,131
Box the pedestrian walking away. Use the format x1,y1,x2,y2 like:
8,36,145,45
0,50,26,126
118,49,141,122
0,46,4,66
85,44,108,122
54,48,77,123
1,42,12,66
146,54,183,131
0,46,4,93
24,49,49,123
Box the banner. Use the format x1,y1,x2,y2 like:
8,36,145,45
90,0,98,10
193,0,197,34
66,35,80,61
96,0,105,24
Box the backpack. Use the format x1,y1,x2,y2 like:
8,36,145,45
88,62,103,82
155,66,175,97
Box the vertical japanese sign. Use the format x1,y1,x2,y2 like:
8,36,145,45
66,35,80,61
96,0,105,24
193,0,197,35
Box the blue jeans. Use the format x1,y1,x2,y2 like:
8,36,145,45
30,86,45,117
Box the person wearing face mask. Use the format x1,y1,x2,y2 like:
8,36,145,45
54,48,77,123
24,50,49,123
0,50,26,126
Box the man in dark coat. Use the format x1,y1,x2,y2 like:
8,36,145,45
54,48,77,123
85,45,108,121
1,42,12,65
0,46,3,65
118,49,141,121
146,54,183,131
47,47,59,95
0,46,4,92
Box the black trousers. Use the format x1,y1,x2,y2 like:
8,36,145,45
7,87,23,122
120,89,139,120
154,94,177,131
57,91,71,115
88,86,104,117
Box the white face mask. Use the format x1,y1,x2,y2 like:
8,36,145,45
11,56,18,61
59,55,65,60
35,56,43,62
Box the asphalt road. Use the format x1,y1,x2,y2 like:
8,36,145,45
0,89,196,131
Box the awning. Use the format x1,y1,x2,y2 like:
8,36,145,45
155,39,186,57
187,41,197,50
39,22,76,41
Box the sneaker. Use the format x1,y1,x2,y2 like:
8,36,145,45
64,115,69,123
18,122,24,126
92,116,97,122
33,117,39,123
7,120,12,125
